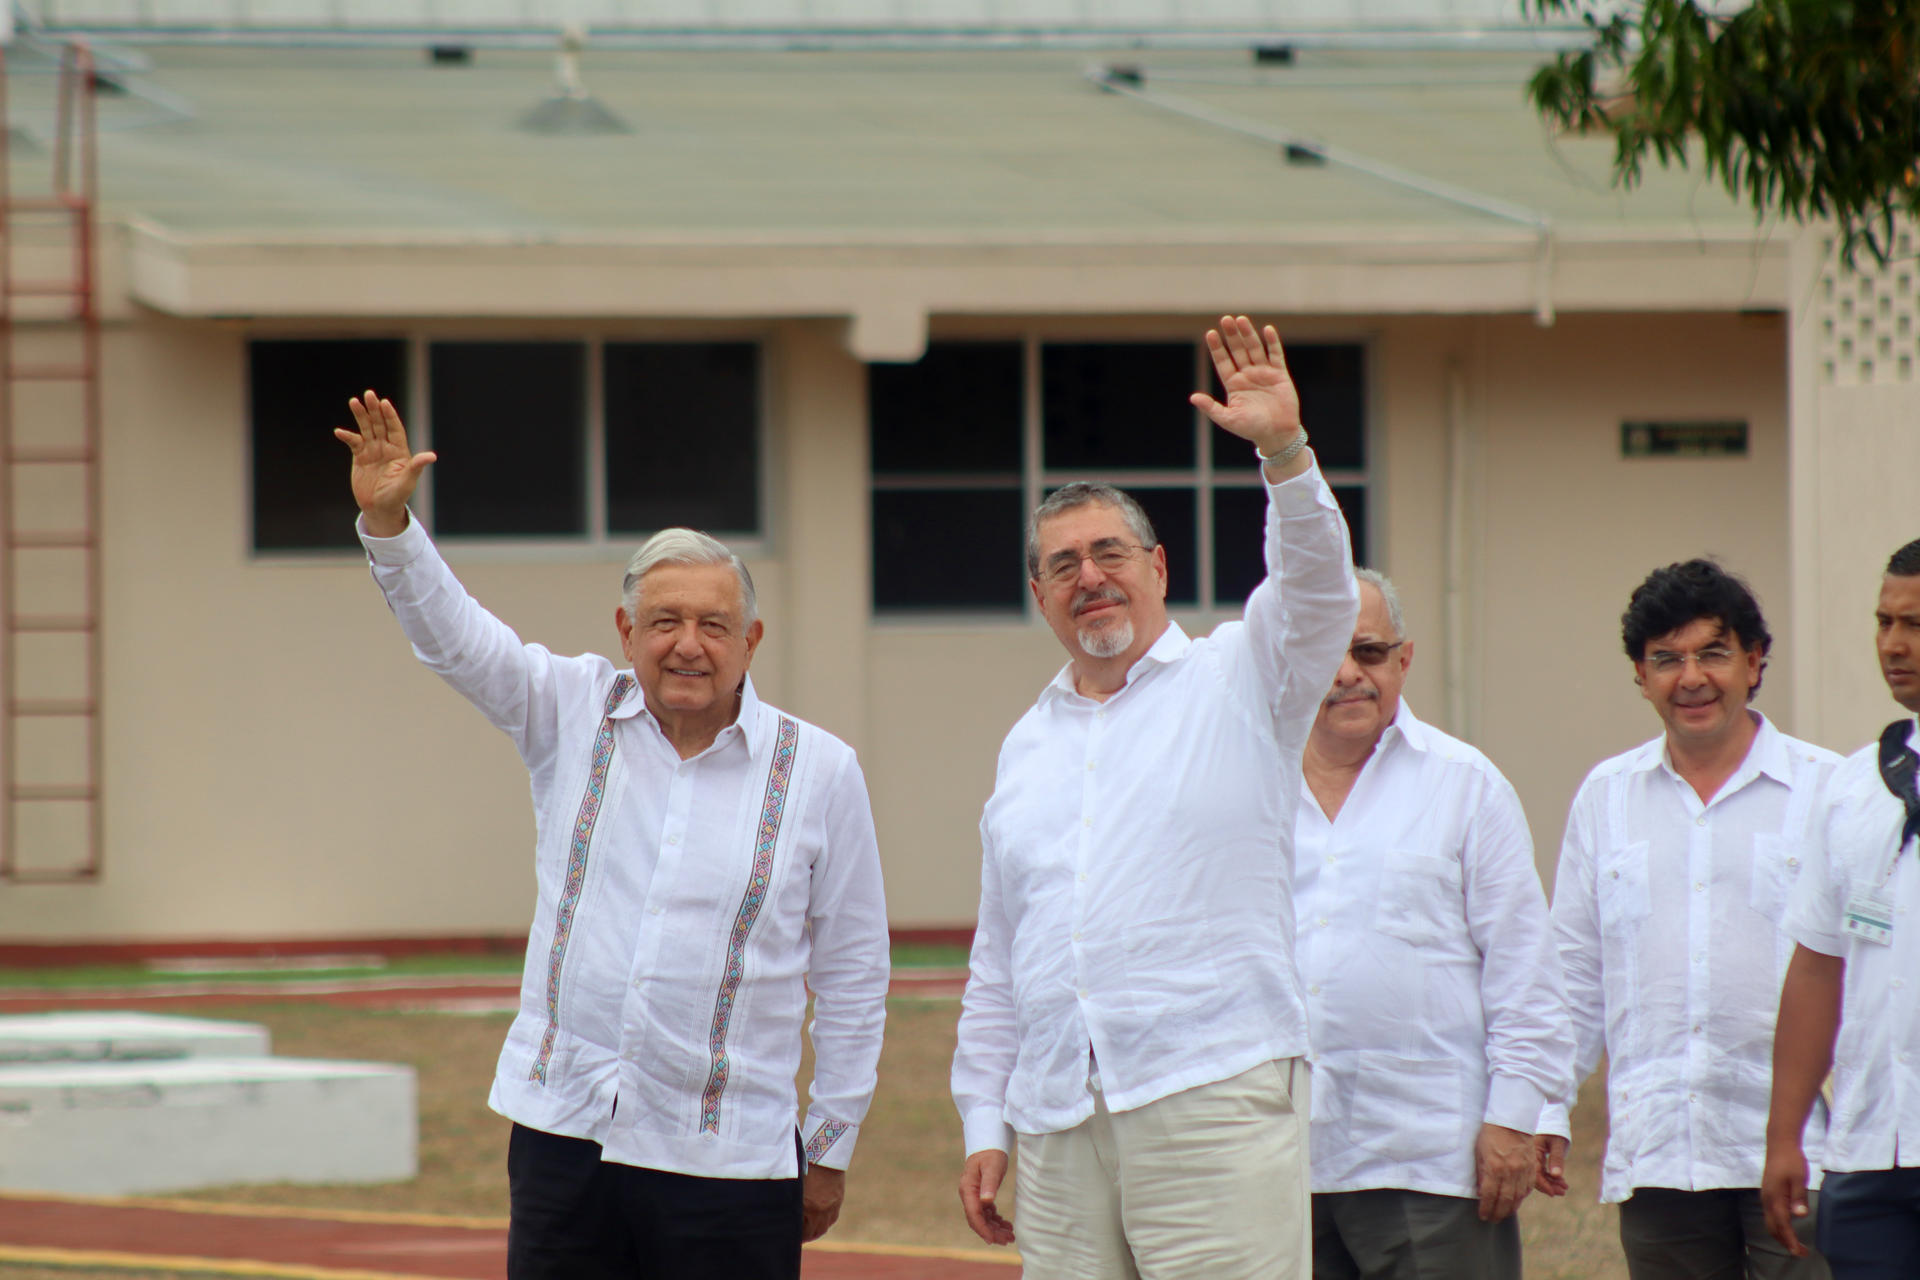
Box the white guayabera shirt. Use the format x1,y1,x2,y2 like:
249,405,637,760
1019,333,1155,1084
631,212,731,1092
360,515,890,1180
1784,719,1920,1173
1294,701,1575,1199
1542,714,1840,1203
952,461,1359,1154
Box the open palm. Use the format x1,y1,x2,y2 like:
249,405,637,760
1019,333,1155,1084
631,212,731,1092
1189,315,1302,450
334,390,435,535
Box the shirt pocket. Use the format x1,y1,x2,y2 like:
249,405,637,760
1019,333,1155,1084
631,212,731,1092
1597,840,1653,937
1374,848,1464,947
1747,833,1804,924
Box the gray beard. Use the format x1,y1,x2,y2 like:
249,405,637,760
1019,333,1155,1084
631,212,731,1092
1078,618,1134,659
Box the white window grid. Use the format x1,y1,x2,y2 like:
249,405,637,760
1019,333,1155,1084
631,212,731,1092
869,334,1370,621
251,329,771,561
1817,228,1920,389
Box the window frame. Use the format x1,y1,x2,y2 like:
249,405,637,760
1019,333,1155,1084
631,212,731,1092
245,326,773,565
868,328,1375,625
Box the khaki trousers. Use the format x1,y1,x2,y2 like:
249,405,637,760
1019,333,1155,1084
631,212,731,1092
1013,1058,1311,1280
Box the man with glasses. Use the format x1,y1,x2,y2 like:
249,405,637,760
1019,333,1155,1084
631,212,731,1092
1294,569,1573,1279
951,316,1360,1279
1539,559,1838,1279
1763,537,1920,1279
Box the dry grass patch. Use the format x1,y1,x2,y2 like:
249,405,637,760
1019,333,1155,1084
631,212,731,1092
3,997,1624,1276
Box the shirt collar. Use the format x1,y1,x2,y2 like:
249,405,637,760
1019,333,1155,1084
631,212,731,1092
1378,699,1426,754
1645,709,1791,791
1041,620,1190,703
611,670,765,755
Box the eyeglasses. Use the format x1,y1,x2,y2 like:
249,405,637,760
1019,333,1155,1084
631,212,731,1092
1348,641,1404,667
1038,542,1151,587
1644,646,1738,674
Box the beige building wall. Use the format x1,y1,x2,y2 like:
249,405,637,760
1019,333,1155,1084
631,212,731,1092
0,306,1797,940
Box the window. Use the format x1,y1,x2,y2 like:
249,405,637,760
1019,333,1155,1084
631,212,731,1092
250,338,408,552
869,336,1369,616
248,337,762,552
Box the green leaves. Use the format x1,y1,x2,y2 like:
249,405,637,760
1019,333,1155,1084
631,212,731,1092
1524,0,1920,265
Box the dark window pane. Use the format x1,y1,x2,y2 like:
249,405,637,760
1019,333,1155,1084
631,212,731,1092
871,343,1022,474
605,343,759,534
1209,343,1366,473
873,489,1025,613
1042,343,1195,470
250,339,406,551
1213,483,1368,605
1212,486,1268,606
1334,484,1369,568
430,342,585,537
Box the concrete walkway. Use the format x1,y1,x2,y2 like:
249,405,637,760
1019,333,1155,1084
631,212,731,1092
0,1191,1018,1279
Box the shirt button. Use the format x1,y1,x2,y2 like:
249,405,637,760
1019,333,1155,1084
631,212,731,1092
1087,761,1096,772
1694,953,1706,964
1083,818,1093,829
1318,917,1329,928
1692,1023,1703,1034
1325,855,1336,865
666,834,680,846
1896,978,1907,990
1694,882,1705,892
1610,870,1620,880
1096,710,1106,720
649,906,662,916
1788,857,1799,868
1077,987,1090,999
1696,816,1707,827
1077,872,1088,882
1689,1092,1698,1102
1072,931,1083,941
1310,983,1322,995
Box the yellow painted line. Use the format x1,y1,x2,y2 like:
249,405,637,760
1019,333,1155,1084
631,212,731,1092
0,1189,506,1231
0,1243,442,1280
807,1239,1022,1265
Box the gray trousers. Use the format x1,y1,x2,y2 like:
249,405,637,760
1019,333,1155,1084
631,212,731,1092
1312,1189,1520,1280
1618,1187,1829,1280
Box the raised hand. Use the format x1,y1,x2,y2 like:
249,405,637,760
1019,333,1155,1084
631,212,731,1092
1189,315,1303,459
334,390,435,538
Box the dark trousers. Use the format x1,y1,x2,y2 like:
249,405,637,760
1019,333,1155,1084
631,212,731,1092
1312,1189,1521,1280
1817,1168,1920,1280
505,1122,803,1280
1618,1187,1827,1280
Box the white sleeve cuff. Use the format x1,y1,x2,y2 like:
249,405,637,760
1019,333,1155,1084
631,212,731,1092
1536,1101,1572,1140
1484,1074,1549,1134
1265,456,1333,516
355,510,428,565
800,1114,860,1171
962,1107,1014,1158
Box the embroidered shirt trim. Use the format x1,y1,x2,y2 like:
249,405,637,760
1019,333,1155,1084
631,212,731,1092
699,714,799,1132
530,673,635,1084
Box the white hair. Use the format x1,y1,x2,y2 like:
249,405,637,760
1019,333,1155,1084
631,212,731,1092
1354,567,1405,640
621,528,757,625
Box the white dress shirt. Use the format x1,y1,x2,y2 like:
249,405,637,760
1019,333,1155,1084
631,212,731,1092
951,461,1358,1155
1294,701,1574,1199
1543,714,1839,1202
1784,717,1920,1173
362,515,889,1180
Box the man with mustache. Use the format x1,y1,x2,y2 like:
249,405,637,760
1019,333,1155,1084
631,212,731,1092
1541,559,1838,1279
1763,537,1920,1279
1294,569,1573,1279
950,316,1360,1279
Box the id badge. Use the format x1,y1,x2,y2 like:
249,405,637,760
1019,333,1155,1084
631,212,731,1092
1843,892,1894,946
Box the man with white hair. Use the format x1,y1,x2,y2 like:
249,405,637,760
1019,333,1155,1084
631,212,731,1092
952,317,1360,1279
1294,569,1572,1280
335,391,889,1280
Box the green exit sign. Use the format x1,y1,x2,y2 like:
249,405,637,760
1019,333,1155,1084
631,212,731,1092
1621,421,1749,458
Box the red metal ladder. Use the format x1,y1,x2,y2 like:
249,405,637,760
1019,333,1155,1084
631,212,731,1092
0,41,102,882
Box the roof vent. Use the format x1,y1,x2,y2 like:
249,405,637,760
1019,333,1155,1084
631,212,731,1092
518,24,628,135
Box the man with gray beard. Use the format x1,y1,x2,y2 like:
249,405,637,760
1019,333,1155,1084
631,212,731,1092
952,316,1361,1279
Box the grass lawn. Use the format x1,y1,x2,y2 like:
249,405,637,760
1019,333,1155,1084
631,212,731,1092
1,992,1627,1279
